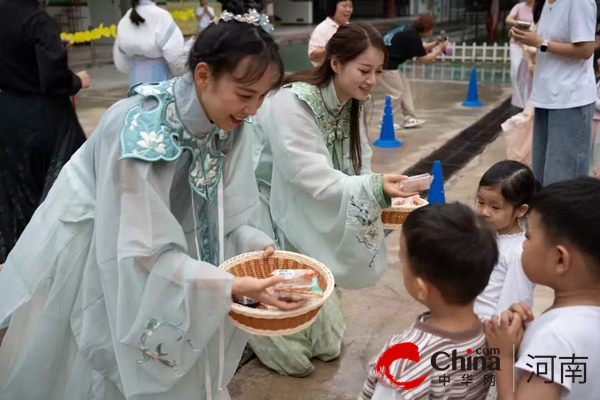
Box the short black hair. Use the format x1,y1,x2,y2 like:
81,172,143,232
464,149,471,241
325,0,350,18
530,177,600,277
402,203,498,305
479,160,541,212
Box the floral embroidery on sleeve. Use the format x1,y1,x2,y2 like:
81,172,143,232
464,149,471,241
346,196,382,268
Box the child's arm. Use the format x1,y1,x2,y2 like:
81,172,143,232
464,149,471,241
483,312,524,400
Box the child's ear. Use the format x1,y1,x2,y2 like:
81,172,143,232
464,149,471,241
555,244,571,277
415,277,429,302
516,204,529,219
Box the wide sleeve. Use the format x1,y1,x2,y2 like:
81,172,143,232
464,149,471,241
222,125,275,259
267,91,389,289
27,12,81,97
112,35,132,75
158,16,187,78
92,111,235,395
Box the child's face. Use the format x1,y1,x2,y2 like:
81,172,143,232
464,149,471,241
521,211,558,286
476,186,526,233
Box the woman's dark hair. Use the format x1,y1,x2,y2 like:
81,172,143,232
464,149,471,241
412,14,436,33
533,0,545,24
478,160,541,213
594,47,600,74
325,0,350,18
187,0,284,91
283,22,387,174
130,0,146,26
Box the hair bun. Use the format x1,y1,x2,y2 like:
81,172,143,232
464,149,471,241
218,0,265,14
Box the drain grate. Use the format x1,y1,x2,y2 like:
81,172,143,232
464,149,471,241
403,97,519,196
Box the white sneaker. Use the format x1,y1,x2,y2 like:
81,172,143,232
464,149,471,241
404,118,425,129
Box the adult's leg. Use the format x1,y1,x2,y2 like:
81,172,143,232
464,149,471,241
398,70,417,120
532,108,549,185
375,70,404,121
544,103,594,185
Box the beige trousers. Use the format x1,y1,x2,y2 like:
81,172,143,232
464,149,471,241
376,69,417,122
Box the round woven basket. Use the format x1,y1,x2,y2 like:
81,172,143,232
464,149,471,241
381,197,429,229
219,250,335,336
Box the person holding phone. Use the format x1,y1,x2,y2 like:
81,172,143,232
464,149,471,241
511,0,597,185
376,14,447,130
506,0,534,108
196,0,215,33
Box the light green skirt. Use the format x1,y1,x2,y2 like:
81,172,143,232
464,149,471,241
248,291,346,377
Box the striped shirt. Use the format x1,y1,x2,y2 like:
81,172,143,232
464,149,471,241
359,313,492,400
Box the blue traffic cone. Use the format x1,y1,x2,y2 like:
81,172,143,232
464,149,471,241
462,68,483,107
428,160,446,204
374,95,402,148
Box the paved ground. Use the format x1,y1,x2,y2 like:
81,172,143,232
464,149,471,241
71,66,554,400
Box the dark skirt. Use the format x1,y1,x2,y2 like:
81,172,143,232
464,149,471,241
0,91,86,263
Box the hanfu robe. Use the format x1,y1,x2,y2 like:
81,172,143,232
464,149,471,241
113,0,187,86
0,74,273,400
247,79,391,376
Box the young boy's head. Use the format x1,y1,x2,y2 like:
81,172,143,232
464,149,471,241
401,202,498,308
522,177,600,291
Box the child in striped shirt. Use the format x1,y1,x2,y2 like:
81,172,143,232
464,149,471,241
360,203,499,400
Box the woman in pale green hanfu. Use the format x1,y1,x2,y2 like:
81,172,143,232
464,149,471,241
248,22,418,377
0,3,304,399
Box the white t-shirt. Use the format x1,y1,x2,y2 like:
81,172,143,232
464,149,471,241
531,0,597,109
196,6,215,31
516,306,600,399
474,231,534,320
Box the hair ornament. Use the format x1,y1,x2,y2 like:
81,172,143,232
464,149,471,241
214,8,274,34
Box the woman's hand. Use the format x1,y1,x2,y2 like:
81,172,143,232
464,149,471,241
510,27,543,48
383,174,420,198
263,245,275,258
232,276,306,311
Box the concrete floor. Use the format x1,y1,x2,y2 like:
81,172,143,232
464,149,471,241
71,66,554,400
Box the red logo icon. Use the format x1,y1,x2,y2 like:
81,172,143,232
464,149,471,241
375,342,427,390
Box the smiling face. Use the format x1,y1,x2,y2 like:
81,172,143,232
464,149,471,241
333,1,353,25
331,46,384,102
194,58,276,131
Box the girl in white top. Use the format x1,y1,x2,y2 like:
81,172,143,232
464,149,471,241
113,0,187,86
474,160,540,320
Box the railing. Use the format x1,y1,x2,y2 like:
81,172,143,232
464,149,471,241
437,42,511,63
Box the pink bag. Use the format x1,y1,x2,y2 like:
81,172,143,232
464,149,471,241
502,103,533,165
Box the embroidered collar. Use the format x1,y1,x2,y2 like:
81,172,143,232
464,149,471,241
174,74,216,137
320,79,348,117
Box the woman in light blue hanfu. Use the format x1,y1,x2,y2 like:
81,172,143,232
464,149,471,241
248,22,419,377
0,2,302,399
113,0,188,86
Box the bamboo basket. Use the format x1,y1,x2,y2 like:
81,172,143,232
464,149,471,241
381,197,429,229
219,251,335,336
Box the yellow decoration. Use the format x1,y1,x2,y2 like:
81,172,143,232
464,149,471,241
60,3,222,44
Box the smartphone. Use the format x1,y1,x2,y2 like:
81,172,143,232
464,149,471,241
398,173,433,193
516,21,532,30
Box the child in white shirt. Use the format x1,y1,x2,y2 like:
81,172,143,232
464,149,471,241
474,160,539,320
485,177,600,400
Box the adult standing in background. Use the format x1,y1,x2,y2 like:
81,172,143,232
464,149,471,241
511,0,597,185
113,0,187,86
308,0,353,67
196,0,215,33
376,15,447,130
505,0,534,108
0,0,90,265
